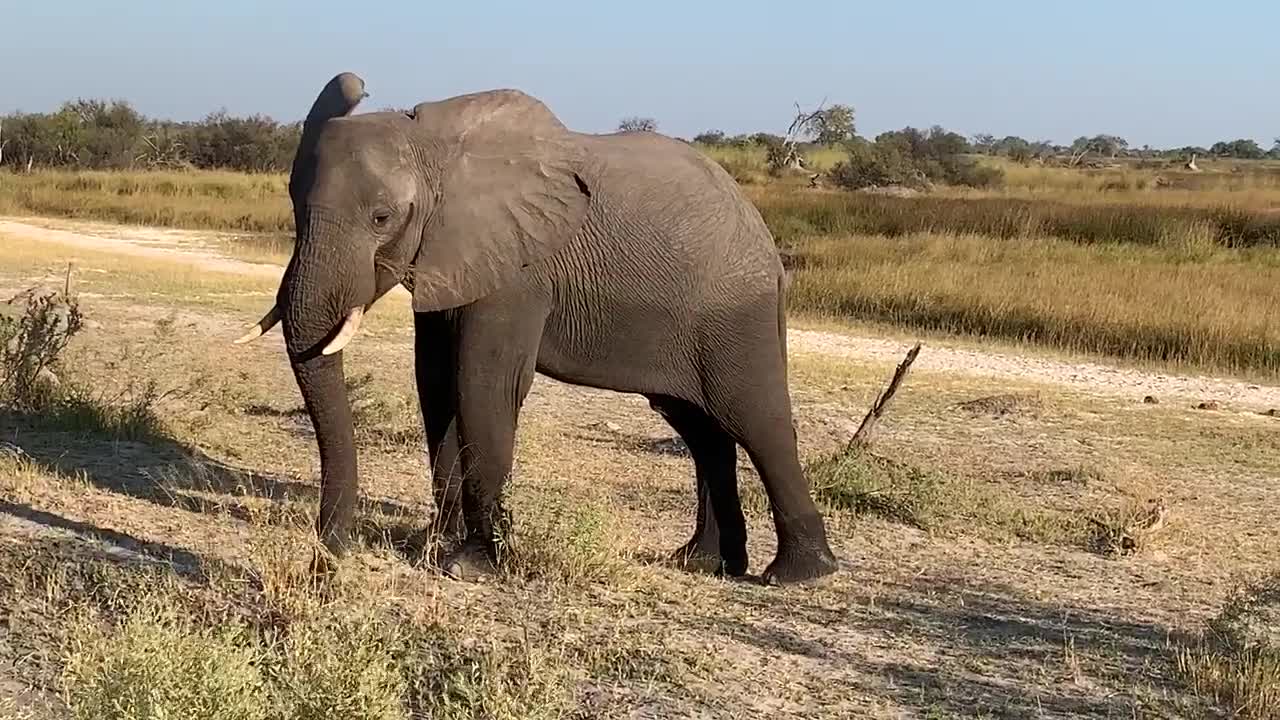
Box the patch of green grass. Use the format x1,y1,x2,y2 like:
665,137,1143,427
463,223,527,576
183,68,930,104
804,443,1095,549
807,443,947,528
62,599,271,720
504,494,621,587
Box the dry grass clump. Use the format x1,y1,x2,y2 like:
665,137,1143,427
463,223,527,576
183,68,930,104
503,493,623,587
804,443,1096,548
1,527,578,720
0,283,181,440
1177,573,1280,718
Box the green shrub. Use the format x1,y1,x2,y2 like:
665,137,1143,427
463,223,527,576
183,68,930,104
62,602,270,720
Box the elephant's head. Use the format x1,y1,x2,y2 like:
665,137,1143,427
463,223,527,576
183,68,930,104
235,72,593,552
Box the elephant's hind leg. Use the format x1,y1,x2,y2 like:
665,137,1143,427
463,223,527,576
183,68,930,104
648,395,747,577
700,307,838,585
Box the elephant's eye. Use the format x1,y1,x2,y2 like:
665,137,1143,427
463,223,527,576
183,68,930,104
371,209,393,229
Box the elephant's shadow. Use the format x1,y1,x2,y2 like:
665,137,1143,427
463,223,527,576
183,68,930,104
0,409,423,536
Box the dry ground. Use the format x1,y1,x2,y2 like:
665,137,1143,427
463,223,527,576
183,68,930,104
2,216,1279,718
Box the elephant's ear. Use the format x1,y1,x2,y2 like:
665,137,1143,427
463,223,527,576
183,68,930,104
407,90,592,312
288,72,368,204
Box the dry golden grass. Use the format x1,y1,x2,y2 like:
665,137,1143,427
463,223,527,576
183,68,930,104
786,230,1280,377
0,170,292,234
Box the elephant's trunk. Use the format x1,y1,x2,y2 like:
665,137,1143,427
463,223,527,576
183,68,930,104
278,219,375,555
289,349,359,553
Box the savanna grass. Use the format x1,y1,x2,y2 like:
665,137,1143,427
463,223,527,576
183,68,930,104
786,231,1280,376
752,187,1280,249
0,170,292,234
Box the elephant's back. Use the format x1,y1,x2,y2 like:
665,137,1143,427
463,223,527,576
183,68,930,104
571,131,782,285
531,132,784,395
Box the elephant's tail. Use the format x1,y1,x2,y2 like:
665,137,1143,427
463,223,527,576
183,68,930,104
777,271,789,377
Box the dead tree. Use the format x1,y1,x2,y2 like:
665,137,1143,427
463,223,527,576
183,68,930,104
847,343,922,449
0,119,6,168
769,100,826,182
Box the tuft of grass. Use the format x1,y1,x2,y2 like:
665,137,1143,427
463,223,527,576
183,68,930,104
807,443,948,529
44,547,577,720
0,281,175,440
272,611,409,720
403,625,571,720
62,599,271,720
1176,573,1280,718
504,494,621,587
804,443,1103,550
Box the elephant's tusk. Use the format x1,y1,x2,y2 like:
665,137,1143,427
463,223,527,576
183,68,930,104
321,306,365,355
234,304,281,344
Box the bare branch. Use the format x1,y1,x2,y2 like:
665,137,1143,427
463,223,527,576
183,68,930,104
848,343,922,449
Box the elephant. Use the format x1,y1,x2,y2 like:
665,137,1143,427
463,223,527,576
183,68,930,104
235,71,838,586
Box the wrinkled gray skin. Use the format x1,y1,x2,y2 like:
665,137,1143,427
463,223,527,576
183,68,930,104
246,72,838,586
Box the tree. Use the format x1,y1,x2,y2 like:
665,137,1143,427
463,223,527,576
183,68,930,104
970,133,996,154
992,135,1033,163
804,104,855,145
692,129,725,146
1210,138,1265,159
618,116,658,133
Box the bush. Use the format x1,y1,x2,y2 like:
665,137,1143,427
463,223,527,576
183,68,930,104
0,282,84,411
827,140,918,189
827,126,1004,190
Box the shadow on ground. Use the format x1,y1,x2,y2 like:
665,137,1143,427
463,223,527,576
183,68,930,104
686,573,1204,718
0,409,421,527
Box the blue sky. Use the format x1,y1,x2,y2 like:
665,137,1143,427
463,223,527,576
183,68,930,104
4,1,1276,148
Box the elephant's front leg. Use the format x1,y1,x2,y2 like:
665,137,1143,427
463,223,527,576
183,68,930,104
440,302,546,580
413,311,465,553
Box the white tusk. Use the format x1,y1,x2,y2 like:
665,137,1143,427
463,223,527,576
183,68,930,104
234,305,280,344
321,306,365,355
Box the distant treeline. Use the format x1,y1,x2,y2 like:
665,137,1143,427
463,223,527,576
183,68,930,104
0,100,300,172
1,96,1276,174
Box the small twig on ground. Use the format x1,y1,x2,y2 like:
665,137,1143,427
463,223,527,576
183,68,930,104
848,343,922,450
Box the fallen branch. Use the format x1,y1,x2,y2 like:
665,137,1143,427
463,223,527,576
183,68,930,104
847,342,922,449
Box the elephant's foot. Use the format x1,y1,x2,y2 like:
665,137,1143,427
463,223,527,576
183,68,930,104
669,535,722,575
760,516,839,586
438,539,499,582
669,535,748,578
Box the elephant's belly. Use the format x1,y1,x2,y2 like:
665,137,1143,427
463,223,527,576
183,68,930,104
534,301,701,398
